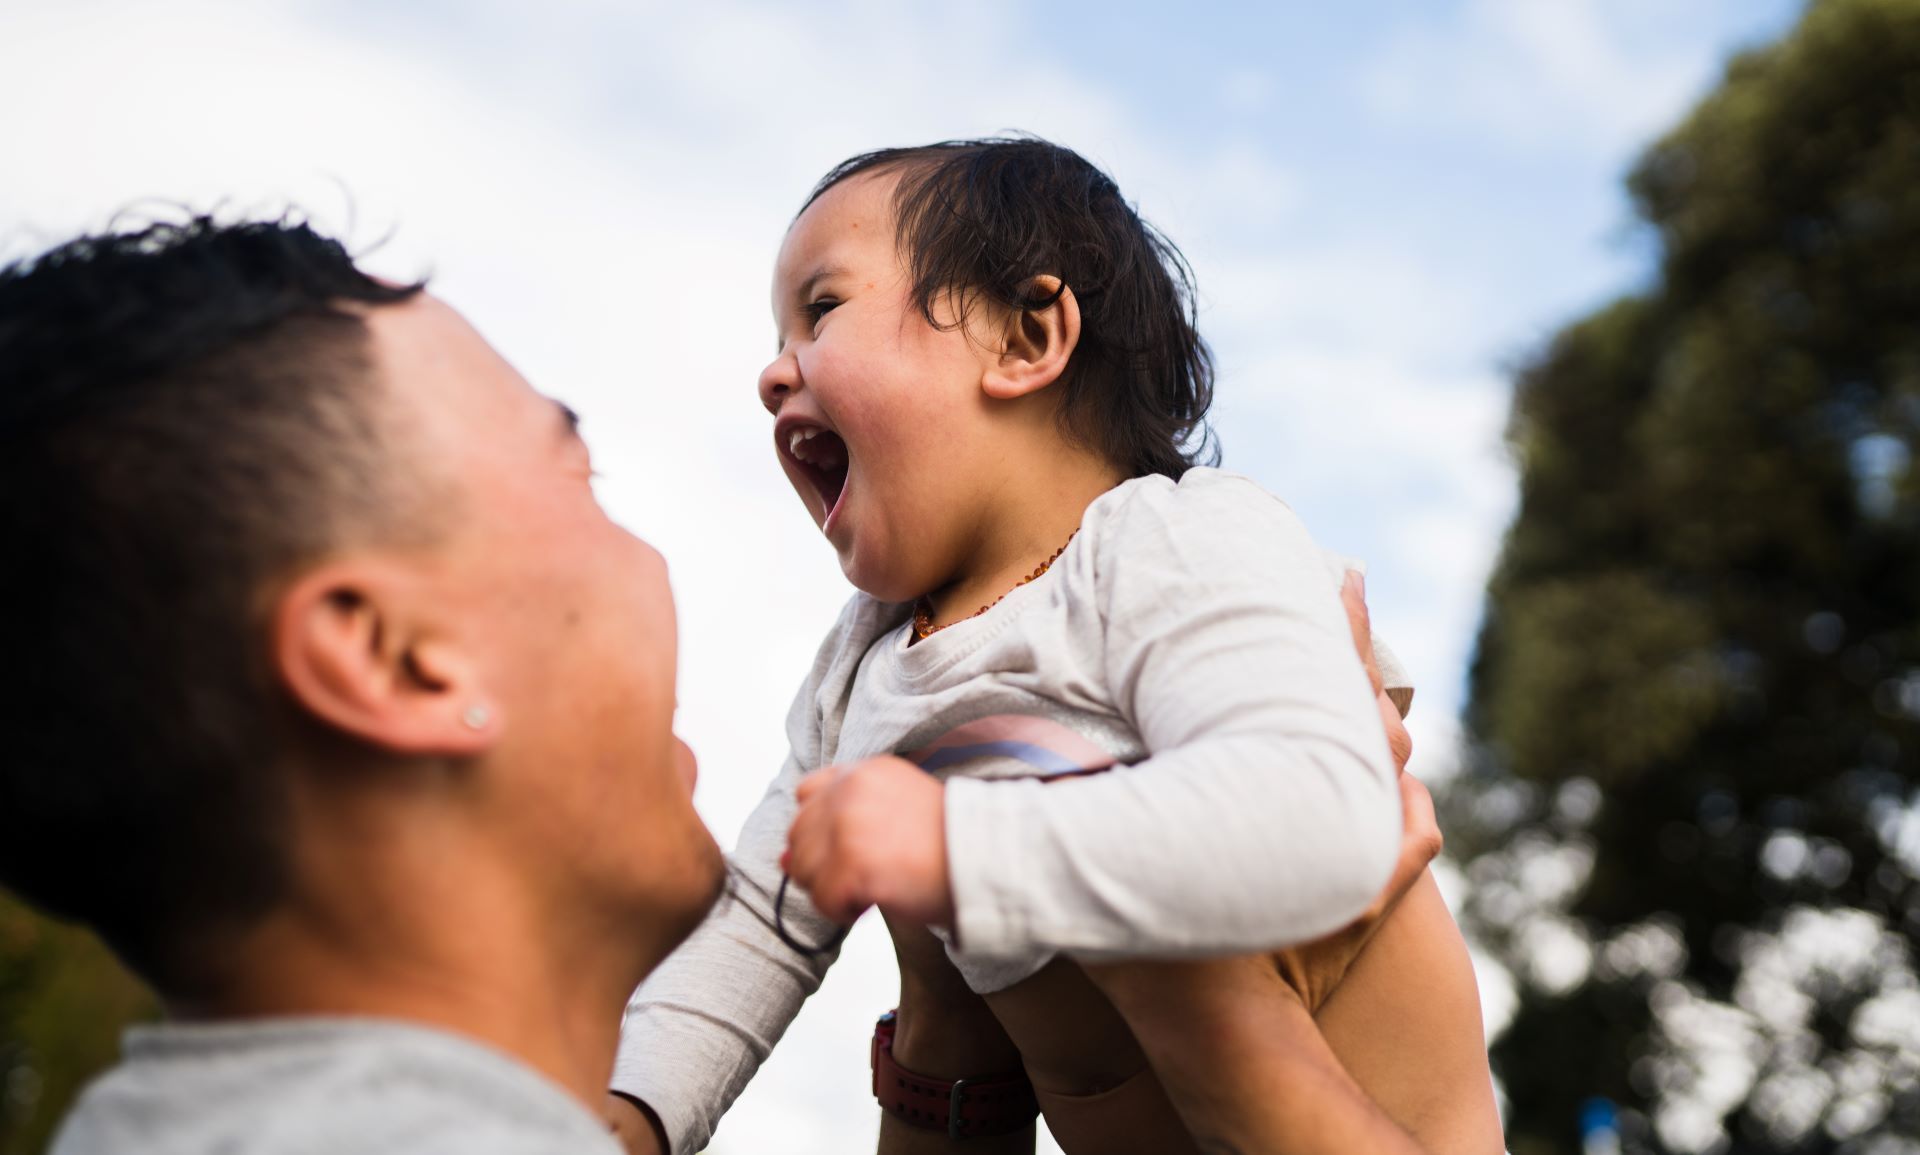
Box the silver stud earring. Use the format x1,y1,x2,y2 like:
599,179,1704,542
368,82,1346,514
462,704,491,731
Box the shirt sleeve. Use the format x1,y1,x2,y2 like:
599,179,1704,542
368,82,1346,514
610,615,856,1154
944,473,1403,960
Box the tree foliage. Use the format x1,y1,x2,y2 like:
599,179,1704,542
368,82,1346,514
1457,1,1920,1151
0,896,152,1155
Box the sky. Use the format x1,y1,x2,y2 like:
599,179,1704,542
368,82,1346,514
0,1,1804,1150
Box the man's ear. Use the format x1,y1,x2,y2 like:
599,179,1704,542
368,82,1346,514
981,276,1081,402
271,561,498,758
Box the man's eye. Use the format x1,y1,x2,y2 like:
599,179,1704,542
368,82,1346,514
805,298,840,324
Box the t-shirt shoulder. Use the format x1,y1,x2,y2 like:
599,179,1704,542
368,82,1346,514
823,591,912,662
1080,468,1314,580
1084,466,1295,537
49,1021,620,1155
784,591,909,759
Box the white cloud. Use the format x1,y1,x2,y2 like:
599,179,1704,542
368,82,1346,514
1361,0,1739,156
1202,235,1514,381
1213,341,1516,748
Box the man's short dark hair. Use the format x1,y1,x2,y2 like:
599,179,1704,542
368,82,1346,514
0,216,424,994
805,136,1219,480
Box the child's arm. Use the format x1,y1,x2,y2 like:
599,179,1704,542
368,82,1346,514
789,474,1406,960
952,478,1404,957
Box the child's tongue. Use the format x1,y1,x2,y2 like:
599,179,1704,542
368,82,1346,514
807,431,849,515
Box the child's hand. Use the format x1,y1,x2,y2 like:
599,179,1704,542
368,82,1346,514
785,755,955,927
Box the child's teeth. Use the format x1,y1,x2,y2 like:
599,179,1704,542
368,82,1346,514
788,427,835,466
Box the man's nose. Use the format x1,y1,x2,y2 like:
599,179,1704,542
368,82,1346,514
758,348,801,415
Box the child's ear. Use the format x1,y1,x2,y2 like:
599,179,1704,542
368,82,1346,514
981,276,1081,401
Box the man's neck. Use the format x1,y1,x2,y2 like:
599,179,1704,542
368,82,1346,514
181,861,659,1111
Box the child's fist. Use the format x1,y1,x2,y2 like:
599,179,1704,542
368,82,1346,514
785,756,954,928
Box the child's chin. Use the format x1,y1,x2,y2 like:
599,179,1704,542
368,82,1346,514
830,538,865,583
837,549,915,604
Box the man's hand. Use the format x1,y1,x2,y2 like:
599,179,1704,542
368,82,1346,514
1344,571,1415,779
1268,571,1440,1011
1269,772,1435,1011
785,755,954,927
604,1094,667,1155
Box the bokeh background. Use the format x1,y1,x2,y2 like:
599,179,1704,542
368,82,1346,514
3,0,1916,1152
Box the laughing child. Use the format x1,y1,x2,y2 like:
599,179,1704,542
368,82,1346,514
610,137,1501,1155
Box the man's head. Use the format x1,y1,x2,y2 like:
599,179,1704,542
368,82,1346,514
0,217,721,1000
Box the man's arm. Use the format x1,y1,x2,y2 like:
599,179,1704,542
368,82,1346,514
1314,872,1507,1155
609,752,844,1155
610,597,887,1155
606,1093,669,1155
1099,955,1430,1155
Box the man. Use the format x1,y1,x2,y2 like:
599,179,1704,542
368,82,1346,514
0,216,724,1153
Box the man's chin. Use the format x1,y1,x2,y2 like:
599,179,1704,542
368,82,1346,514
671,833,729,941
623,834,728,982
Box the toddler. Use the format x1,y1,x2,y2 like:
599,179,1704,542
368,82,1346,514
611,137,1500,1155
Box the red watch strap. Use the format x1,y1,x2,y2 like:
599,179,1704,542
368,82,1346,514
871,1010,1040,1140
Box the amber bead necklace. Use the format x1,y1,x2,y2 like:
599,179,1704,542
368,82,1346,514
912,531,1077,642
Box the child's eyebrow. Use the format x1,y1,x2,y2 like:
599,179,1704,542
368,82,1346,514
795,264,846,301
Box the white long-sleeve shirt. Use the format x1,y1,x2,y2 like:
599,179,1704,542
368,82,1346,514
614,468,1410,1154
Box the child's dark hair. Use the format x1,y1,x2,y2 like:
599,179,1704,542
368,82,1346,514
804,136,1218,479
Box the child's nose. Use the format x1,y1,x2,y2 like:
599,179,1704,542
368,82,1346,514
758,349,801,415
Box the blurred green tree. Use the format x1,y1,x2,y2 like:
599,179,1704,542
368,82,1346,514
1454,0,1920,1151
0,897,152,1155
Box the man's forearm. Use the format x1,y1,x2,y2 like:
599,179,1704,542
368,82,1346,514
1179,1008,1425,1155
1090,958,1427,1155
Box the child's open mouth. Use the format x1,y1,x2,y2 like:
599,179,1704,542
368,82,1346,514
781,423,851,526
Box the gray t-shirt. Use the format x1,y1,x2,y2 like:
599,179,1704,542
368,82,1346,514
49,1018,624,1155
